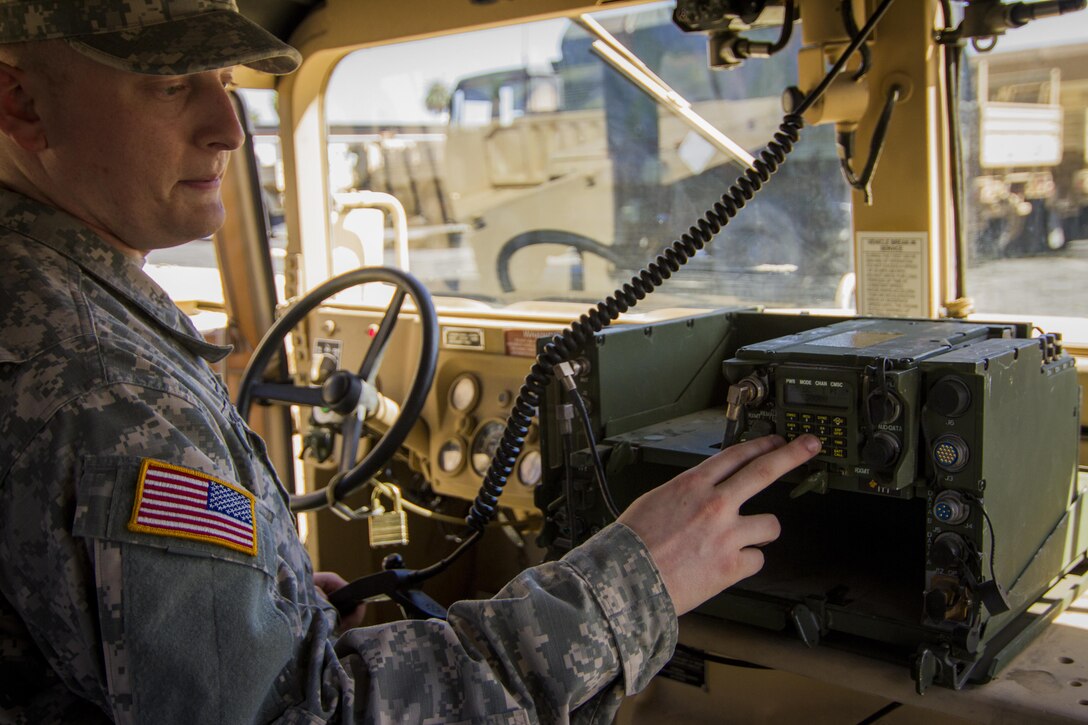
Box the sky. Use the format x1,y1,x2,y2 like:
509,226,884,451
325,20,568,126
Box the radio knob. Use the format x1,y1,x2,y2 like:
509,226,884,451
867,390,902,425
929,376,971,418
861,430,900,468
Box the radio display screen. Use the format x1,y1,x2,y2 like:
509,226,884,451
782,377,852,409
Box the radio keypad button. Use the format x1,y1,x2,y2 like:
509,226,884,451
782,410,851,459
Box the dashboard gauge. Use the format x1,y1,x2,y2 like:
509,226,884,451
471,421,505,476
449,373,480,412
438,438,466,474
517,450,542,488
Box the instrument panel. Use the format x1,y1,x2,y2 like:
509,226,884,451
298,305,560,511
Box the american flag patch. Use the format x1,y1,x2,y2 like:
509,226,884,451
128,459,258,556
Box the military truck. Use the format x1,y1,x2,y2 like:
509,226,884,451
967,42,1088,257
328,8,851,306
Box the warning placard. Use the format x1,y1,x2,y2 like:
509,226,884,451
856,232,929,318
504,329,559,358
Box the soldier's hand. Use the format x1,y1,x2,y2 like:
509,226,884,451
313,571,368,630
618,434,820,616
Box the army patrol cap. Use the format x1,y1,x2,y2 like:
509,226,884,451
0,0,301,75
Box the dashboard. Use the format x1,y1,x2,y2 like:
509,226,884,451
298,303,564,512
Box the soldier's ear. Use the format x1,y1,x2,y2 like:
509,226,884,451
0,60,47,152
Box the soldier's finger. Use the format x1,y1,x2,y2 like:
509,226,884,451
732,546,767,582
690,434,786,488
735,512,781,549
719,434,821,502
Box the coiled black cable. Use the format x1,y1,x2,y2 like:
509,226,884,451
463,0,897,534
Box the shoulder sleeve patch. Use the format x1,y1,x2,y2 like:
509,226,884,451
128,459,258,557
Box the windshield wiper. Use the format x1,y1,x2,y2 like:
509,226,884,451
576,14,757,171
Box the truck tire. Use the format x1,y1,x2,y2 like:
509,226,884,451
1012,201,1066,255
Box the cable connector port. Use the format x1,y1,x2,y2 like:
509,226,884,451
553,360,587,392
726,374,768,420
556,402,575,435
721,374,768,449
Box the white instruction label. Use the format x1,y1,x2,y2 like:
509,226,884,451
856,232,929,317
443,326,485,350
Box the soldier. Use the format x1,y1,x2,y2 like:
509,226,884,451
0,1,820,722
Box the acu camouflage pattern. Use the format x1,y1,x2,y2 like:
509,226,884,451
0,0,300,75
0,187,678,723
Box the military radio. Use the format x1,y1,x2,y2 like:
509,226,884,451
536,311,1086,692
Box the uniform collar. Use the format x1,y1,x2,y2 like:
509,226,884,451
0,187,232,363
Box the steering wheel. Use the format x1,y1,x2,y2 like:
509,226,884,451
236,266,439,513
495,229,626,293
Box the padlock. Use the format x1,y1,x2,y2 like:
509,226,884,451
368,484,409,547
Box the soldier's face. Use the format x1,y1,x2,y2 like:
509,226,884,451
35,46,244,255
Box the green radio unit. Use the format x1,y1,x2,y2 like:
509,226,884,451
536,312,1087,692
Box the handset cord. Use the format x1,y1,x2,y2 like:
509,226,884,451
567,385,623,519
446,0,898,556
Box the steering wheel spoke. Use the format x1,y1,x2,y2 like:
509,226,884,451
338,413,365,475
248,381,325,408
359,287,406,383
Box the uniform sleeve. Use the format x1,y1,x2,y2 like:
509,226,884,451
334,523,678,724
0,381,677,724
0,381,315,723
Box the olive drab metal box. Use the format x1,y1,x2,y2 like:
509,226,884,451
537,312,1087,692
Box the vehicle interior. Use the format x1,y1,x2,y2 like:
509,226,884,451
153,0,1088,721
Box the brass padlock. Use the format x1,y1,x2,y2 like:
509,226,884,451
368,484,409,547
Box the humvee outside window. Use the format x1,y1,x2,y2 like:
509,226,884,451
959,13,1088,322
323,1,852,312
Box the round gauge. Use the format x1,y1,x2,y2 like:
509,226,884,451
437,438,466,474
471,421,506,476
517,450,542,488
449,373,480,413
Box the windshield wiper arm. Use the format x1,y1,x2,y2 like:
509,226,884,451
576,14,757,171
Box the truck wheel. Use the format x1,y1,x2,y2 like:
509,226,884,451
1045,222,1067,251
1061,213,1085,244
1015,201,1066,255
1039,205,1067,252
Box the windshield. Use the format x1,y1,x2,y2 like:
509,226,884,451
323,1,852,312
958,14,1088,321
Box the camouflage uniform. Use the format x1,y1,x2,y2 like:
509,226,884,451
0,187,678,723
0,0,302,75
